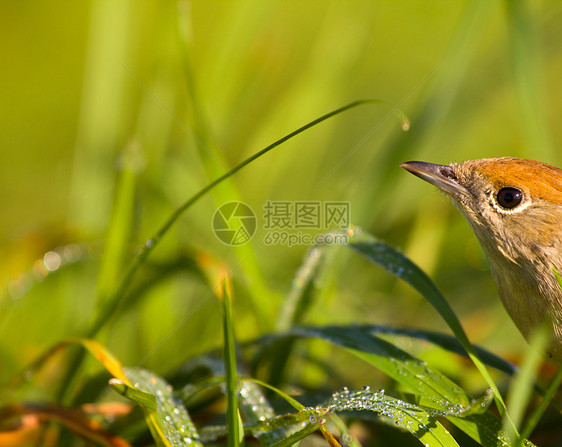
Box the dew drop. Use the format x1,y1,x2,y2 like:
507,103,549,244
32,260,48,280
240,386,250,398
292,278,304,289
43,251,62,272
63,243,82,262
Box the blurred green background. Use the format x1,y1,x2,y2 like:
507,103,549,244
1,0,561,393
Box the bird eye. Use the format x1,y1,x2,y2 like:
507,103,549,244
496,187,523,209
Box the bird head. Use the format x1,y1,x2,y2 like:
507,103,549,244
401,158,562,265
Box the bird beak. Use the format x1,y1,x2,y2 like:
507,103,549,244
400,161,468,197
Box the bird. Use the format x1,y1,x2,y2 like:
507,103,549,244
400,157,562,362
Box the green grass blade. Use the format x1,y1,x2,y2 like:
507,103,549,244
222,279,242,447
175,4,273,331
3,338,128,399
504,325,548,443
289,325,518,447
242,377,305,411
59,142,139,404
505,0,553,161
266,417,326,447
294,326,470,405
125,368,202,447
249,324,516,379
176,375,226,403
347,230,511,419
96,140,139,308
323,388,460,447
109,378,158,412
520,269,562,437
69,0,133,232
521,366,562,439
268,247,327,386
172,358,277,427
358,325,517,377
278,247,327,331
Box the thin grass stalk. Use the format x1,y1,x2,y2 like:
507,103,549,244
222,279,242,447
59,100,405,404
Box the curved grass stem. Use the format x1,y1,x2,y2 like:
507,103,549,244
58,99,407,403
